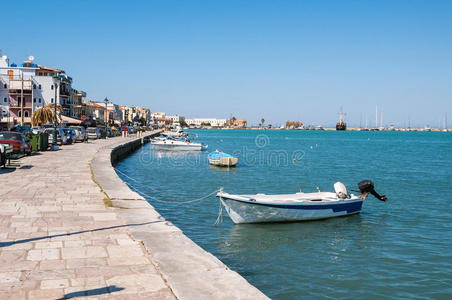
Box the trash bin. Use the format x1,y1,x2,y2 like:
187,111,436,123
30,134,40,152
39,132,49,151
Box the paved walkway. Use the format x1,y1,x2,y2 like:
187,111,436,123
0,136,176,299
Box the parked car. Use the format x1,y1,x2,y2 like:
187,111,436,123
0,143,11,167
0,131,32,156
87,127,101,139
10,125,32,134
70,126,87,142
44,128,67,145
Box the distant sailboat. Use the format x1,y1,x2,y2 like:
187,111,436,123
379,111,384,131
336,107,347,131
362,113,369,131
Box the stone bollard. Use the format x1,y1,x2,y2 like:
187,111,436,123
122,131,125,138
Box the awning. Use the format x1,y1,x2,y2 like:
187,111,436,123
61,115,82,125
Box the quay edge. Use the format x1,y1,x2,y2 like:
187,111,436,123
90,132,269,300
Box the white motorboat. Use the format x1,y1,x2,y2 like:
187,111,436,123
217,180,387,224
151,138,207,151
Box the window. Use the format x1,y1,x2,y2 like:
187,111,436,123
33,84,36,89
33,98,36,103
38,98,41,103
39,84,41,89
18,111,21,117
3,84,6,89
51,98,54,103
51,85,54,90
3,98,7,103
24,111,29,117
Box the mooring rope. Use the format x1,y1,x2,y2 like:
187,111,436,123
214,200,224,225
114,167,220,204
114,167,211,200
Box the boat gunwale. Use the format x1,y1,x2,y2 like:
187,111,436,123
217,192,363,209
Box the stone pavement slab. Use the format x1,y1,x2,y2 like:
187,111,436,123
0,135,176,299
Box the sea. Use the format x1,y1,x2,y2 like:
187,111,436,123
115,129,452,299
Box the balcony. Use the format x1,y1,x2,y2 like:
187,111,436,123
9,79,32,90
9,98,33,109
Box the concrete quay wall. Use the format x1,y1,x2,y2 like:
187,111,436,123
91,132,269,300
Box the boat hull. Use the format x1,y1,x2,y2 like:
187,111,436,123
151,143,202,151
209,157,238,167
218,196,363,224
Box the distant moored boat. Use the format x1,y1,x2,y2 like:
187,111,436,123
208,150,238,167
336,107,347,131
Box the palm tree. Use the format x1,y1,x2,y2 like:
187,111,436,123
31,104,62,127
261,118,265,128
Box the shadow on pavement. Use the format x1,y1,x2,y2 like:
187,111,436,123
0,167,16,174
0,221,163,248
57,285,124,299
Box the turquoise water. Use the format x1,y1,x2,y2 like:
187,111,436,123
116,130,452,299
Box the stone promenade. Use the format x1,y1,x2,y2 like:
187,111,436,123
0,136,176,299
0,134,268,300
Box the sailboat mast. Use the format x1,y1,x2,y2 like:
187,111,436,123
445,113,448,130
376,105,378,129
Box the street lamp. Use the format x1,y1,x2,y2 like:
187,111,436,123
104,97,109,139
52,75,59,149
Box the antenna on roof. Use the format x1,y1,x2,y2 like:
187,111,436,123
28,55,34,62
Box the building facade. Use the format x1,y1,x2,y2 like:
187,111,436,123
0,52,85,127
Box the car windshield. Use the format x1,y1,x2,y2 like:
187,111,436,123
0,132,21,140
87,128,96,132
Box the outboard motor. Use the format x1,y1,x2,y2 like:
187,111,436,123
334,182,350,199
358,180,387,201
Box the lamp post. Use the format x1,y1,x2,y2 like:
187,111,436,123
104,97,108,139
52,75,58,148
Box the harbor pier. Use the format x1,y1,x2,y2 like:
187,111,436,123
0,133,267,299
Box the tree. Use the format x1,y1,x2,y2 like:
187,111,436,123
31,104,62,127
260,118,265,127
179,119,188,127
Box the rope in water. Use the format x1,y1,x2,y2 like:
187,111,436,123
114,167,220,204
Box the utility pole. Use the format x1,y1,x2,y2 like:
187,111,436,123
52,75,58,148
104,97,109,138
21,73,24,125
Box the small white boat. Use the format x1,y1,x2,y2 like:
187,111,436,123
208,150,238,167
217,181,386,224
151,138,207,151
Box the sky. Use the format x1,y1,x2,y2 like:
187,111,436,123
2,0,451,127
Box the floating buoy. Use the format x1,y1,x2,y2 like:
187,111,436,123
310,146,313,150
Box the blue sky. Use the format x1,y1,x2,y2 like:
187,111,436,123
2,0,451,127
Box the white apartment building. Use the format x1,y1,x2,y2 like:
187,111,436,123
0,51,81,126
167,115,185,124
185,118,227,127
